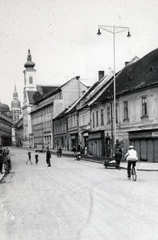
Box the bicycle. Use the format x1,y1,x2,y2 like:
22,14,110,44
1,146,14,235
128,161,137,181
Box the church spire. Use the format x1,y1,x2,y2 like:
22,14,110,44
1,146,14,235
13,84,18,99
24,49,35,68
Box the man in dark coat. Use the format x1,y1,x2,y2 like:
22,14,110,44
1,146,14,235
58,147,62,158
0,150,4,174
115,148,122,169
46,147,51,167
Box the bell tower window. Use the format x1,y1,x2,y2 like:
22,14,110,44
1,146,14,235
29,76,33,84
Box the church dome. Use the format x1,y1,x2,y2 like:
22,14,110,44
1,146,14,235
24,60,35,68
0,102,10,112
11,99,21,109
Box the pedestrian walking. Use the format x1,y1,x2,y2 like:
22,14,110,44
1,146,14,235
58,147,62,158
35,150,39,164
26,151,32,164
114,148,122,169
46,147,51,167
0,150,4,174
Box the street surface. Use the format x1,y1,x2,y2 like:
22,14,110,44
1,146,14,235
0,147,158,240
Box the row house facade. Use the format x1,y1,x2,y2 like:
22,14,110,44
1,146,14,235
53,48,158,162
53,70,115,153
89,49,158,161
30,77,88,149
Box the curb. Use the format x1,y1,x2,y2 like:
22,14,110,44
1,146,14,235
0,173,5,182
120,166,158,172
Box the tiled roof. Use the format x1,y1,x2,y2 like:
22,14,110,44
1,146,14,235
95,49,158,103
27,91,37,104
27,85,60,104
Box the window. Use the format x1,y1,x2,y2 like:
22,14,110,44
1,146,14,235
29,76,33,84
101,108,104,126
107,106,110,124
93,112,95,128
96,110,99,127
142,97,147,116
124,101,128,119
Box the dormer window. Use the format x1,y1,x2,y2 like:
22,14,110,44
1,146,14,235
29,76,33,84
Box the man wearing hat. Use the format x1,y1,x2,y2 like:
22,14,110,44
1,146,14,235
125,145,138,178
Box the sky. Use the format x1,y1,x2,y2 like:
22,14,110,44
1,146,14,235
0,0,158,108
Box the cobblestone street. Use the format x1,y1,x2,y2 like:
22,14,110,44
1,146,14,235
0,147,158,240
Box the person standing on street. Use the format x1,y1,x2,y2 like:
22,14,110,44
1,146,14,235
46,147,51,167
114,148,122,169
58,147,62,158
35,150,39,164
26,151,32,164
0,150,4,174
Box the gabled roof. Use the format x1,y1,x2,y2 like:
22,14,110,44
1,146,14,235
63,72,115,115
34,85,60,103
60,76,88,88
27,85,60,104
95,49,158,103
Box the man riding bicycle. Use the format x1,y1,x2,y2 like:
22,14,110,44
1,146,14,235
125,145,138,179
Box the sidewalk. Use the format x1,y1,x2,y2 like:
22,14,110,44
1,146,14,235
120,161,158,171
0,172,5,182
51,149,158,172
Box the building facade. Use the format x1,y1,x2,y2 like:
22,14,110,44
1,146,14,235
53,49,158,162
31,77,88,149
0,103,12,146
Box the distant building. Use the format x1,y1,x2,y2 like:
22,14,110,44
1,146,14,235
13,117,23,147
0,102,12,146
11,84,21,123
11,84,21,145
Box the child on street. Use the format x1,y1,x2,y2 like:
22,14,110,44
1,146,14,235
26,151,32,164
35,150,39,164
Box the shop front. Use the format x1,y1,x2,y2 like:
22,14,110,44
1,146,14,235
88,131,104,157
129,129,158,162
70,134,78,151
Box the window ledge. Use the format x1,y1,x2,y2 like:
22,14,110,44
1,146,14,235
141,115,148,119
123,118,129,122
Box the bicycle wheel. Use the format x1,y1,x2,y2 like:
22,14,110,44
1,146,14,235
132,166,137,181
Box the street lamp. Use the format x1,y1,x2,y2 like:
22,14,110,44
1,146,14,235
97,25,131,152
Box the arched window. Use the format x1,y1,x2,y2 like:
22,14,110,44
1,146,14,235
29,76,33,84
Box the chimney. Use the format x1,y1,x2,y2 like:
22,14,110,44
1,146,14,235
125,62,129,66
98,71,104,81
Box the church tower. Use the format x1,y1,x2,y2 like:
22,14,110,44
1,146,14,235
11,84,21,124
23,49,37,104
22,49,37,147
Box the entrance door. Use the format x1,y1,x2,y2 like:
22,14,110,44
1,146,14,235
140,140,147,161
147,139,153,162
153,139,158,162
134,140,140,158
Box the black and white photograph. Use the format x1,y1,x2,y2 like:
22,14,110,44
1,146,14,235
0,0,158,239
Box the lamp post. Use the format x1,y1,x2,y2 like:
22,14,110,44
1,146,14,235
97,25,131,152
